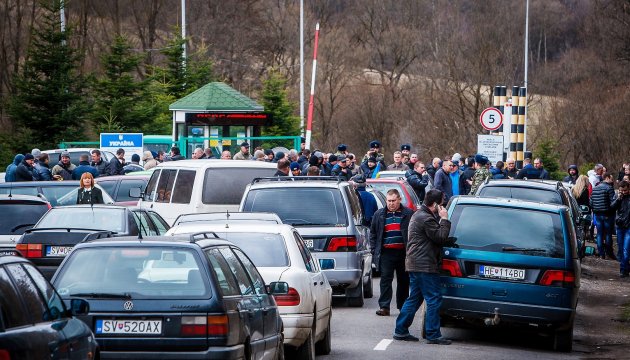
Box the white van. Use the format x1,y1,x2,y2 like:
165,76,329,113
137,160,277,225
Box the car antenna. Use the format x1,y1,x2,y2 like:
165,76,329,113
131,211,145,240
225,210,230,229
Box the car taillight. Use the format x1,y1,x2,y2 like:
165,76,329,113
540,270,575,287
15,244,42,258
327,236,357,252
273,287,301,306
0,349,10,360
441,259,463,277
207,315,229,336
181,316,207,336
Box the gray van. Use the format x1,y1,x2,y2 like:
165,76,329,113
240,177,372,307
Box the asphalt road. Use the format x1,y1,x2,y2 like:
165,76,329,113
322,277,579,360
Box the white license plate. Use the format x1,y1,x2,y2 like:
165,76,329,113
46,246,73,257
95,319,162,335
479,265,525,280
303,239,313,249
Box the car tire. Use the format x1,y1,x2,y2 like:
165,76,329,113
553,326,573,352
346,282,364,307
364,269,374,298
295,327,315,360
315,312,332,355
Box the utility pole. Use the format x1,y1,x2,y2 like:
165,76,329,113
299,0,305,135
181,0,187,68
523,0,529,154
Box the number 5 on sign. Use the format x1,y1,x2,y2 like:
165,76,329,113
480,107,503,131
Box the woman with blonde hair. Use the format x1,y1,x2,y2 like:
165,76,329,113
572,175,591,208
76,172,104,204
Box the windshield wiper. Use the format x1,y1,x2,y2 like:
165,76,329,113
69,292,132,299
10,223,35,232
502,247,547,252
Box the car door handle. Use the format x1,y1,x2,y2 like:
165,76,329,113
319,281,324,285
313,282,318,286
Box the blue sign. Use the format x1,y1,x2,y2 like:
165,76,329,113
100,133,143,148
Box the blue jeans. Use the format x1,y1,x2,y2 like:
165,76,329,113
595,214,614,257
394,272,442,340
617,227,630,274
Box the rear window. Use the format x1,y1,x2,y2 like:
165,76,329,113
36,207,126,233
242,188,347,226
479,186,563,205
0,187,39,196
202,168,277,205
213,232,288,267
449,205,565,258
0,202,49,235
40,186,77,206
54,247,209,298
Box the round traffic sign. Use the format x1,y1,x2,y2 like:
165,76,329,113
479,107,503,131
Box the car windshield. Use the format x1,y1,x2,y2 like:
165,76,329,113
0,202,49,235
207,232,288,267
368,183,409,207
242,188,347,226
36,207,126,233
449,205,565,258
54,247,209,298
479,186,563,205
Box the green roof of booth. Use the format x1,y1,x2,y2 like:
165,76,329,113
169,82,264,111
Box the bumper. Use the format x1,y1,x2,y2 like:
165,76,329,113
322,269,361,289
441,296,575,328
281,313,314,348
99,344,245,359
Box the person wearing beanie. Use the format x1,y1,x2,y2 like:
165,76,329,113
331,155,352,181
400,144,411,157
15,153,36,182
362,140,386,167
290,162,302,177
322,154,338,176
272,151,285,163
452,153,462,164
468,154,491,195
123,154,144,174
336,144,348,156
52,151,76,180
142,151,159,170
31,148,42,164
563,165,579,185
72,154,99,180
361,156,381,179
302,153,323,176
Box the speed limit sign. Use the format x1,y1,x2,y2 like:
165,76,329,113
479,107,503,131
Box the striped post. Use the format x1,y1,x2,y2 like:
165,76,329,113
510,86,519,163
516,87,527,169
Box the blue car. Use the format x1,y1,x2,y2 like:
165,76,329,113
439,196,580,352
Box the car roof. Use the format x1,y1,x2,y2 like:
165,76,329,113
367,178,406,184
0,194,49,203
96,174,149,181
454,196,567,212
171,223,292,235
174,212,282,224
480,179,564,191
155,159,277,170
248,177,349,189
51,204,129,211
0,255,30,266
0,181,81,187
78,235,234,249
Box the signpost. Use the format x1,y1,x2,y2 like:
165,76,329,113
100,133,143,163
477,135,504,165
479,107,503,131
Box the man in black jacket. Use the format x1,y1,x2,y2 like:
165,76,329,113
91,149,110,176
15,154,35,181
108,148,125,176
370,189,414,317
405,162,430,202
612,181,630,276
563,165,579,184
591,172,617,260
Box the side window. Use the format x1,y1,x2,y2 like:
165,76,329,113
148,211,170,235
133,211,158,236
206,249,240,296
171,170,196,204
98,181,118,200
232,248,266,295
219,247,254,295
24,264,65,321
117,180,147,202
344,186,363,225
144,170,160,201
155,169,177,203
294,232,317,272
6,264,47,323
0,267,29,329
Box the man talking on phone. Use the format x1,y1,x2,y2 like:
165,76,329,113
393,189,456,344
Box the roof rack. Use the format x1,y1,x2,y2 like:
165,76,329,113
189,232,220,243
250,176,343,185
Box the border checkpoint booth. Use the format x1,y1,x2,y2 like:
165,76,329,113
170,82,281,158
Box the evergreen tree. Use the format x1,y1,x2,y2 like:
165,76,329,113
7,0,87,150
534,138,563,180
91,35,156,133
260,71,301,149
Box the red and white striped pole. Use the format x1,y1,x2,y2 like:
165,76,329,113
305,22,320,150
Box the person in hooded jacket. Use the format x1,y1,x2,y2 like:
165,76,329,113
5,154,25,182
301,153,323,176
15,154,36,182
361,157,381,178
142,151,158,170
563,165,579,184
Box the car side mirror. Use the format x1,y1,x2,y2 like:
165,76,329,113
267,281,289,295
69,298,90,316
129,187,142,198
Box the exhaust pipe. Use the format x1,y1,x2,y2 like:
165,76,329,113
484,308,500,326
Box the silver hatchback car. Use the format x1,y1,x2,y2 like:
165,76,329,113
240,177,373,307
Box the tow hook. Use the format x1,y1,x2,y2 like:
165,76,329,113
484,308,500,326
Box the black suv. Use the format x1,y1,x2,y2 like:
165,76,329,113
51,235,285,359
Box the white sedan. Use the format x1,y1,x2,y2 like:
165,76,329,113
166,223,332,359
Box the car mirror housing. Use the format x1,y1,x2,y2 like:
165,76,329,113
129,187,142,199
267,281,289,295
70,298,90,316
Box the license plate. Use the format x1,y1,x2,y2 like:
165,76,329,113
303,239,313,249
0,250,17,256
479,265,525,280
46,246,73,257
95,319,162,335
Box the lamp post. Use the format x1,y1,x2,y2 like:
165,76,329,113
523,0,529,153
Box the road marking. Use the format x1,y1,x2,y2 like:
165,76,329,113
373,339,392,351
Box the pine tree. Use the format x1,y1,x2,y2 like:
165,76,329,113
7,0,87,150
534,138,563,180
260,71,301,149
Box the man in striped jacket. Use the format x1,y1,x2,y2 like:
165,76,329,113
370,188,414,316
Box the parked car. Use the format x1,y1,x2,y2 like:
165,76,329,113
138,160,278,225
43,148,116,167
173,211,283,227
16,205,170,279
366,178,422,211
439,196,580,352
51,236,285,359
0,194,51,255
0,181,115,206
166,223,333,358
95,174,149,206
240,176,372,307
375,170,406,179
0,256,98,359
475,179,589,259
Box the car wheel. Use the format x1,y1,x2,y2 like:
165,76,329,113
295,327,315,360
346,282,364,307
315,312,332,355
364,269,374,298
553,326,573,352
